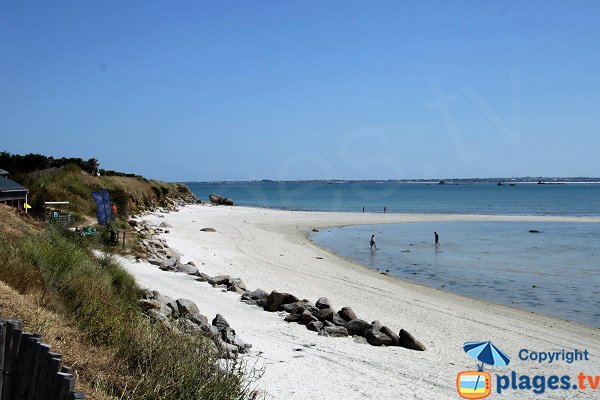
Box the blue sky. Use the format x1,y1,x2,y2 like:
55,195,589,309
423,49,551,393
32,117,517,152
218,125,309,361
1,1,599,181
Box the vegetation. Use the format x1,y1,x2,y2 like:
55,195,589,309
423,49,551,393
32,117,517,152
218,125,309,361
0,151,99,175
0,207,253,400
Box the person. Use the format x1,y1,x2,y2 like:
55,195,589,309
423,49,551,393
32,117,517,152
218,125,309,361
111,203,117,218
370,234,376,250
434,231,439,246
362,206,365,213
384,206,387,213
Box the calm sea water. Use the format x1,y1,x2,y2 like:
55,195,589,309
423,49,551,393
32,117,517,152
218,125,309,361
187,182,600,216
312,222,600,327
186,182,600,325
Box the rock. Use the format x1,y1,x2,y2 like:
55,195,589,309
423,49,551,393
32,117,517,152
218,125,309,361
399,329,426,351
318,326,349,337
307,321,323,332
159,258,178,271
281,300,317,315
380,326,400,346
190,312,208,326
209,275,231,286
166,299,180,318
128,220,138,227
313,308,334,322
345,319,371,336
332,312,348,327
209,194,234,206
220,341,239,359
212,314,230,332
315,297,332,310
228,285,247,294
366,328,393,346
529,229,540,233
176,298,199,317
186,261,196,267
284,314,302,323
312,228,319,232
229,277,246,291
241,299,258,306
200,227,217,232
176,263,199,275
195,273,211,282
371,320,383,331
147,258,163,267
159,221,172,228
245,288,268,301
300,310,318,324
264,290,300,312
339,306,357,322
138,299,161,311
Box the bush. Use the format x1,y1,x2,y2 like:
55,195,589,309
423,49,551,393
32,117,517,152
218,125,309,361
3,226,251,399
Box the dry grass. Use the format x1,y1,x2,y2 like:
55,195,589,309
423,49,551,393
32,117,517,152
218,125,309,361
0,281,117,400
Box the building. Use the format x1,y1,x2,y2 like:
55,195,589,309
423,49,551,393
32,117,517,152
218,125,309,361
0,170,29,211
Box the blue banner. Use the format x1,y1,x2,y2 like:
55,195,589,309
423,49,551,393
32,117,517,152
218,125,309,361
92,191,107,225
101,189,114,221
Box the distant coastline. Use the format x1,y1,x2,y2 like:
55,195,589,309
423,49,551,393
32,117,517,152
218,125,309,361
185,177,600,184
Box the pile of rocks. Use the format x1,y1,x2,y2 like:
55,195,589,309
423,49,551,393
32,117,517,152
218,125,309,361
241,290,426,350
208,194,234,206
140,290,251,358
133,219,426,352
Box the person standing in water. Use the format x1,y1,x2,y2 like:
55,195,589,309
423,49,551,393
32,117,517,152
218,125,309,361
384,206,387,213
370,234,376,250
434,231,439,246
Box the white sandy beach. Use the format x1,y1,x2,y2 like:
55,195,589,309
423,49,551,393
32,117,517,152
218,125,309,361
120,205,599,400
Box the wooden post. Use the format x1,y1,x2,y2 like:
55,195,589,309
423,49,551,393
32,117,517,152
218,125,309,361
122,230,126,250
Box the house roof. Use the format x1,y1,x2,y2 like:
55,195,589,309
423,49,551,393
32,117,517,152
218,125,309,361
0,176,29,193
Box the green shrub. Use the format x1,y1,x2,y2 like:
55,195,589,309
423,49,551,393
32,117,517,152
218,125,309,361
5,226,253,399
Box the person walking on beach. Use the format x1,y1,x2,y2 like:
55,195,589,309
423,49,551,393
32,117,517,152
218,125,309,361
434,231,439,246
370,234,377,250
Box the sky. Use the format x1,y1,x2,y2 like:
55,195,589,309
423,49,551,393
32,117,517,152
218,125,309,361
1,1,599,181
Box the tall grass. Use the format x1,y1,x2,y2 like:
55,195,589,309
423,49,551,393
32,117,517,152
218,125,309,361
0,226,252,400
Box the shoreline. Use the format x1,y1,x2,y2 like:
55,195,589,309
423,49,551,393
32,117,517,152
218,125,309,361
122,204,599,399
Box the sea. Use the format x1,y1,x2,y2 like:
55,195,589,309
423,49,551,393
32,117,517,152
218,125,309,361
187,182,600,326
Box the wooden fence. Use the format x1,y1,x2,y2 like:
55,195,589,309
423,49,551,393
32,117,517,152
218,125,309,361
0,318,85,400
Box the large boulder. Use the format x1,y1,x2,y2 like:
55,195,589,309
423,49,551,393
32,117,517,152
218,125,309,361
281,300,317,315
264,290,299,312
300,310,318,324
209,194,234,206
176,298,199,317
159,258,178,271
345,319,371,336
209,275,231,286
195,272,211,282
399,329,426,351
313,308,334,322
380,326,400,346
315,297,332,310
212,314,230,332
366,328,393,346
318,326,349,338
307,321,323,332
338,307,357,322
176,263,199,275
284,314,302,323
229,277,247,292
332,312,348,327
